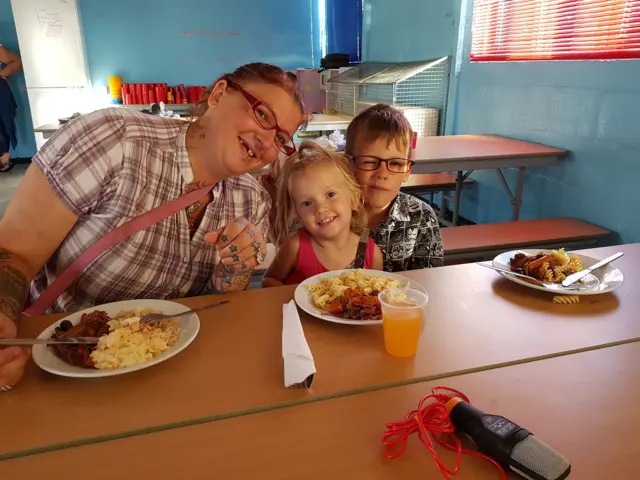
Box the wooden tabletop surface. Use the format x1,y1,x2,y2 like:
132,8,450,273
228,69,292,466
4,341,638,479
412,134,567,162
2,244,637,459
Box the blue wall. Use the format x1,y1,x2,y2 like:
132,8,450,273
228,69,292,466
0,0,36,158
363,0,456,62
362,0,459,133
80,0,320,90
453,0,640,243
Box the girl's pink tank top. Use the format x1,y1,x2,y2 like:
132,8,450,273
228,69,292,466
285,230,375,285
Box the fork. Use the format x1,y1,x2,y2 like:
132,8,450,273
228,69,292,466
140,300,230,324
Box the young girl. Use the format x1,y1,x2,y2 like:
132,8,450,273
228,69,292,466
262,142,383,287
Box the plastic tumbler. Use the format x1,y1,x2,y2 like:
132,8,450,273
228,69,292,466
379,288,428,357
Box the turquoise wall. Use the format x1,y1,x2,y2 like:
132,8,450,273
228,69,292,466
363,0,638,243
453,0,638,243
79,0,320,90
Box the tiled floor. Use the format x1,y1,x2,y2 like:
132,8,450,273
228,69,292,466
0,164,28,217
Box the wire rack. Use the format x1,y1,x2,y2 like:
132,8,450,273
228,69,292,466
326,57,450,136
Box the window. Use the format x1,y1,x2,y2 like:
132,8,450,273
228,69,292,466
470,0,640,61
322,0,363,62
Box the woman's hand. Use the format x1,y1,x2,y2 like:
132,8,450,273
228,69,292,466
0,315,29,391
205,217,267,292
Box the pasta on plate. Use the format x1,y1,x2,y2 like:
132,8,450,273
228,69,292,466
50,308,180,370
307,269,404,309
509,248,584,283
90,310,180,370
304,270,411,321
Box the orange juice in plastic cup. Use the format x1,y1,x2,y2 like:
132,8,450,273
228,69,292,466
378,288,428,357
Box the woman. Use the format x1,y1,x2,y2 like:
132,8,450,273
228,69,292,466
0,45,22,172
0,62,305,391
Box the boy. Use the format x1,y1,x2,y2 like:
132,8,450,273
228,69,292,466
345,104,444,271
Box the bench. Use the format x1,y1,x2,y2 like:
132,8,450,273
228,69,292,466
402,173,474,195
442,217,611,265
401,173,474,225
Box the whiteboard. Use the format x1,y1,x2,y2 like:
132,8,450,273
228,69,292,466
10,0,89,88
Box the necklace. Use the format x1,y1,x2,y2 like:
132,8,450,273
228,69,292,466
185,181,214,236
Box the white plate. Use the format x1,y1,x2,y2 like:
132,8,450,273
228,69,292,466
294,269,426,325
32,299,200,378
492,249,624,295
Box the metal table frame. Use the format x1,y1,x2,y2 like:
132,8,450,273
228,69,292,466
410,137,566,225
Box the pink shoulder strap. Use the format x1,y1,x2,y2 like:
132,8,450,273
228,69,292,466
297,230,312,258
364,238,376,269
23,185,214,317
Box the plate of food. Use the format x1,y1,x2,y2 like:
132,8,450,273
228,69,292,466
294,269,426,325
31,299,200,378
492,248,624,295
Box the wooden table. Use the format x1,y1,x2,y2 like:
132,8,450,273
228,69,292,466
411,135,567,224
4,341,638,478
2,244,636,460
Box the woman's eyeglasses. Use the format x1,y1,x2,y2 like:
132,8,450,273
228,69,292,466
347,155,414,173
225,78,296,156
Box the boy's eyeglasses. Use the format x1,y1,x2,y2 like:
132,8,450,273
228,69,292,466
347,155,414,173
224,78,296,156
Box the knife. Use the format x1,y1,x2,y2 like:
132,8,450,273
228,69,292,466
561,252,624,287
0,337,99,346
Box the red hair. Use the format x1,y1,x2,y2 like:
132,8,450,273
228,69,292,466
192,62,307,122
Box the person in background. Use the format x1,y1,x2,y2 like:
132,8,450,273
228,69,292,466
0,45,22,172
262,141,383,287
345,104,444,272
0,62,305,391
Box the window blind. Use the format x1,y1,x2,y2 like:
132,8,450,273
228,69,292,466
470,0,640,61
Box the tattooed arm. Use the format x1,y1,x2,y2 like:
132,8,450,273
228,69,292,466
0,165,79,323
213,263,253,292
205,217,268,293
0,165,78,388
0,251,29,321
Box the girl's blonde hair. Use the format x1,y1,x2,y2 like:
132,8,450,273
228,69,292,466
272,141,367,247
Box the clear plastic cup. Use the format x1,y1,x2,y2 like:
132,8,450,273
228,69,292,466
378,288,429,357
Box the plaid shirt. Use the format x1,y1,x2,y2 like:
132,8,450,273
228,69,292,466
371,192,444,272
30,108,271,313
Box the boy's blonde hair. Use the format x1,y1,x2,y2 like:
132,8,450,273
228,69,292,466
345,103,413,156
273,141,367,247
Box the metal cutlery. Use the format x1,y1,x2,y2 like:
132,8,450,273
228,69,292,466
0,300,231,347
0,337,99,347
140,300,230,324
561,252,624,287
477,262,549,286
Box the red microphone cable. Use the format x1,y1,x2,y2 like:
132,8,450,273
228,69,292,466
381,386,507,480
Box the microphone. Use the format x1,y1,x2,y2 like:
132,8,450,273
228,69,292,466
446,397,571,480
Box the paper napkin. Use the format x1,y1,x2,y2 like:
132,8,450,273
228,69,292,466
282,300,316,388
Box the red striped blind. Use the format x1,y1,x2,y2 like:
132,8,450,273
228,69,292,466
470,0,640,61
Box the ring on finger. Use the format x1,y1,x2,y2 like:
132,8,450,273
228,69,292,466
256,252,266,265
0,385,13,393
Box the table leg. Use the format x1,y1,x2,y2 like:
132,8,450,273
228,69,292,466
452,171,463,225
495,167,527,221
513,167,526,221
451,170,474,226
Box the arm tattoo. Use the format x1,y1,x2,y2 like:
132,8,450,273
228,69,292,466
0,252,29,320
213,262,252,292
